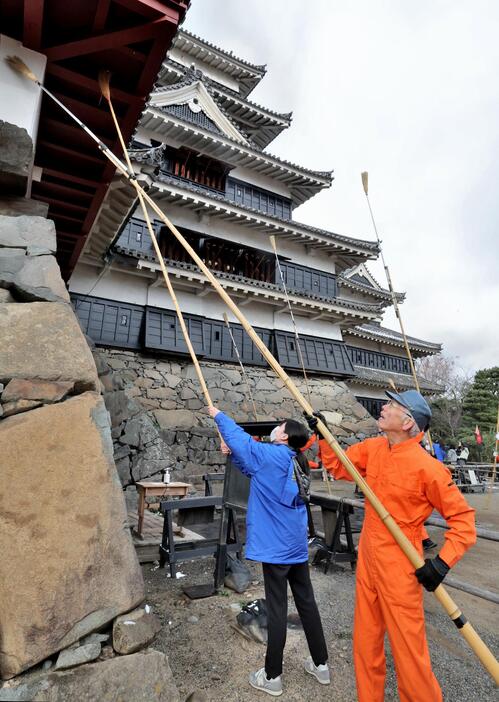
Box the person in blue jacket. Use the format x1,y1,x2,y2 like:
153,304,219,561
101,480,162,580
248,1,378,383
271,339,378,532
208,406,329,697
432,439,446,462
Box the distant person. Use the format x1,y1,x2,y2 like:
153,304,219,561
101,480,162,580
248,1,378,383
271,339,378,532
208,406,330,697
446,445,458,464
432,439,445,462
457,442,469,466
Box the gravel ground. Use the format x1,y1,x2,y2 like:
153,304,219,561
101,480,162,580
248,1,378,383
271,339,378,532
143,550,498,702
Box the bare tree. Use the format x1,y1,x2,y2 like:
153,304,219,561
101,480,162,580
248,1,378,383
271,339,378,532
416,355,472,443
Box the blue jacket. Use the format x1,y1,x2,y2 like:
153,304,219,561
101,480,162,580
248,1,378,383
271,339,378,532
433,442,446,462
215,412,308,564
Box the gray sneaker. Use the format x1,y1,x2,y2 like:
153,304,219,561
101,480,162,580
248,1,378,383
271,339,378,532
304,657,331,685
249,667,283,696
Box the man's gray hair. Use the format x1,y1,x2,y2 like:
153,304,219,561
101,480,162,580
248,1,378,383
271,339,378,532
407,416,420,437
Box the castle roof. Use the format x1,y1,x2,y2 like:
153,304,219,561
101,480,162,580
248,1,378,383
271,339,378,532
140,105,332,206
171,29,266,97
159,58,292,148
345,323,442,356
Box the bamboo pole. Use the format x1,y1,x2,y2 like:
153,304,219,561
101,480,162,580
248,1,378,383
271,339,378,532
269,234,313,405
7,56,497,684
361,172,434,452
222,313,259,421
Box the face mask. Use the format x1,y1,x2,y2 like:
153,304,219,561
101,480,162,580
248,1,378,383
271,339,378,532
269,426,279,443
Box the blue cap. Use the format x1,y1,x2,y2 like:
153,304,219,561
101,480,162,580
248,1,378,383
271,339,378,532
385,390,431,432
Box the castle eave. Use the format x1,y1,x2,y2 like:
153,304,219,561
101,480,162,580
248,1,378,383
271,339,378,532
140,107,331,205
172,29,266,97
352,366,444,394
148,175,378,263
345,324,442,356
104,247,382,324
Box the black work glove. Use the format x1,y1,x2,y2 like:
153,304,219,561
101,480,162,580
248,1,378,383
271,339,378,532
303,411,328,438
415,555,450,591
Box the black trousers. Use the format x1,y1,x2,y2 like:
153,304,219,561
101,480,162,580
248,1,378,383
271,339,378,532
262,561,328,678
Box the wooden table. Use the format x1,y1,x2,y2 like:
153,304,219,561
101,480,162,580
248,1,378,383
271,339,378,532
135,481,191,539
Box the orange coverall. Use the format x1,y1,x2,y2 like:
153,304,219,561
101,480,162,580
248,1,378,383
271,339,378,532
320,432,476,702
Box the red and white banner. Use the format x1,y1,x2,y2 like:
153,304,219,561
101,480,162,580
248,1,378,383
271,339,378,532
474,425,483,445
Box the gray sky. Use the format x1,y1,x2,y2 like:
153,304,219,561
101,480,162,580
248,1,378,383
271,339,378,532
185,0,499,373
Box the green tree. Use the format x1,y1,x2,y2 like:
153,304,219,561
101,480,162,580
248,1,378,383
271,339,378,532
460,367,499,461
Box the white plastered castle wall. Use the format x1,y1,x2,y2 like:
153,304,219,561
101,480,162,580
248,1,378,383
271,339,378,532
347,382,387,401
0,35,46,142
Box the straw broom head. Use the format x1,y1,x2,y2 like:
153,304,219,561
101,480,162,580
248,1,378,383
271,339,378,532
4,55,38,83
388,378,398,392
361,171,369,195
269,234,277,253
98,70,112,101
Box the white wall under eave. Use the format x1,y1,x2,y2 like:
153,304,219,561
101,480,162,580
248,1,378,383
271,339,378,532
229,166,292,200
69,263,150,306
273,315,343,340
0,35,46,143
347,382,387,401
344,335,409,358
168,48,241,93
340,289,380,306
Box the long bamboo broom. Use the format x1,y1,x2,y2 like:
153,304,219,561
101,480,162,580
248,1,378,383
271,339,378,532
269,234,332,494
7,55,498,684
361,171,434,453
98,70,215,410
269,234,313,405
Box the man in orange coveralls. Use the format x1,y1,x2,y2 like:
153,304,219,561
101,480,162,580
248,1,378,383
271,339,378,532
307,389,476,702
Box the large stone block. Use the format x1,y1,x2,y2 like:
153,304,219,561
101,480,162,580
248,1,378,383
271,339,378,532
153,408,197,430
0,122,32,196
0,254,70,303
0,650,179,702
1,379,73,403
0,196,49,218
0,303,98,392
0,393,144,678
0,215,56,254
112,606,162,654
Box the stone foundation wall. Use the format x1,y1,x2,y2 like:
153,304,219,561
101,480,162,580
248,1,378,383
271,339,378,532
94,347,379,488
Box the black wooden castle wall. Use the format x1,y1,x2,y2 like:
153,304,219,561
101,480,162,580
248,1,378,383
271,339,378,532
71,293,354,377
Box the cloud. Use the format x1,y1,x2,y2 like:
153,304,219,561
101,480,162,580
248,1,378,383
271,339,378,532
185,1,499,372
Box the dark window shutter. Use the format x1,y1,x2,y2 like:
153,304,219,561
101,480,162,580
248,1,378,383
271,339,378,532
71,294,144,349
145,308,205,355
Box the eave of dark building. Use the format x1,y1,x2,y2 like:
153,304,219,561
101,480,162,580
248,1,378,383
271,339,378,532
1,0,189,280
